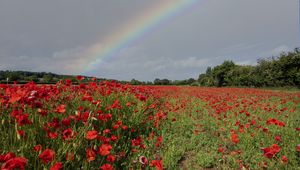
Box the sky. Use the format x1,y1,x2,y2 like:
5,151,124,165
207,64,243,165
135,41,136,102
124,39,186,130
0,0,299,81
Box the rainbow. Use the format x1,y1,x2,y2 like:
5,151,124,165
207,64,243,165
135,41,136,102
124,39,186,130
83,0,199,74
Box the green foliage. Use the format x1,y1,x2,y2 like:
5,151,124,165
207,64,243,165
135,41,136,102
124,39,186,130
42,74,53,83
212,60,236,87
130,79,142,85
0,71,106,84
154,78,171,85
198,48,300,88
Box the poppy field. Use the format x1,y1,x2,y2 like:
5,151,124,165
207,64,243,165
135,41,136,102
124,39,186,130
0,78,299,170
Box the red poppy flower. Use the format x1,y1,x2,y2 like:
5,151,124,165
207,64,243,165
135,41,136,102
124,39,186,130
64,79,72,86
281,156,288,164
106,155,116,163
82,94,93,101
296,144,300,152
0,152,16,162
61,118,71,126
47,132,58,139
33,145,42,152
85,130,98,140
110,135,118,142
50,162,63,170
100,163,114,170
107,100,122,110
275,135,282,142
55,105,66,114
218,147,225,153
98,136,110,143
1,157,28,170
15,113,31,126
62,128,74,140
131,137,142,146
98,144,112,156
103,129,110,135
266,118,285,127
231,134,239,144
150,160,163,170
76,75,84,81
39,149,55,164
155,136,163,147
261,144,280,158
9,92,23,103
121,125,128,131
37,108,47,116
86,148,96,162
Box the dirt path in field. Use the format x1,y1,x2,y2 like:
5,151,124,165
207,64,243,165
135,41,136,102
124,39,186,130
177,151,196,170
178,151,218,170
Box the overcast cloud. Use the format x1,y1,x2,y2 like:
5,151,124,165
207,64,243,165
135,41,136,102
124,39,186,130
0,0,298,81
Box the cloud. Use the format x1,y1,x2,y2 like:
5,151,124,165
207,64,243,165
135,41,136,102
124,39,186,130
0,44,104,74
234,45,294,66
221,43,263,54
235,60,257,66
269,45,293,55
85,45,213,80
0,42,295,81
259,45,294,59
0,0,298,80
50,45,100,74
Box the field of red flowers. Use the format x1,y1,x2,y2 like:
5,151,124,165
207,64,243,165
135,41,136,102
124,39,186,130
0,78,299,169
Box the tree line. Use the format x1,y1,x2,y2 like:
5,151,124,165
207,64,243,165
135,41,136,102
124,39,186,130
0,71,104,84
198,48,300,88
0,48,299,87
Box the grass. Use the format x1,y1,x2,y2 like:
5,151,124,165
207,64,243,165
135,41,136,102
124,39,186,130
155,87,300,169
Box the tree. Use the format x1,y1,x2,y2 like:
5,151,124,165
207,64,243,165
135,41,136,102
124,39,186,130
212,60,236,87
154,78,170,85
154,78,161,85
225,65,255,86
130,79,142,85
187,78,195,84
27,75,39,82
197,48,300,88
161,79,170,85
7,72,20,81
43,74,53,83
